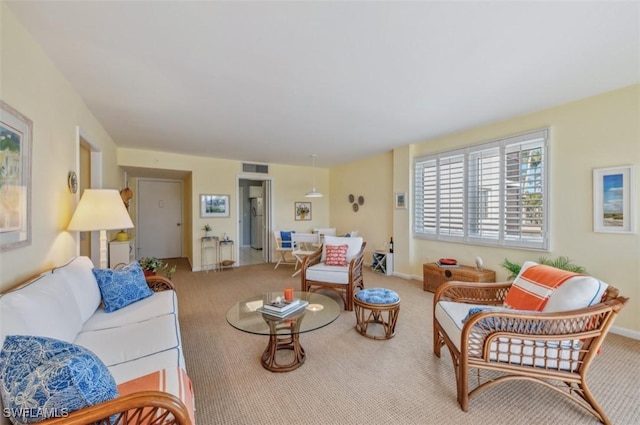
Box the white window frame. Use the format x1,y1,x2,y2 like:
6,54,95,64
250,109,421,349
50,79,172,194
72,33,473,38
413,129,549,251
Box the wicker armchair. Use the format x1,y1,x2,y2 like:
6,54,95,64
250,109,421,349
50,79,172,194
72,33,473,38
433,280,628,425
300,237,366,311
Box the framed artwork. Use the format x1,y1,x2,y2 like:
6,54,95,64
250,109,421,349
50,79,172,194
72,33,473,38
0,101,32,251
295,201,311,221
200,194,230,218
394,192,407,209
593,166,635,233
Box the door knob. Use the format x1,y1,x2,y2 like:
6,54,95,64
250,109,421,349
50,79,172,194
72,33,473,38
176,223,181,226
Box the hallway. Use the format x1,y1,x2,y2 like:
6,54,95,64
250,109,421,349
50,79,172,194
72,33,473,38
238,246,266,266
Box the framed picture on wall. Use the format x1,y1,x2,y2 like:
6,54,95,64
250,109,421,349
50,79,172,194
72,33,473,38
200,194,230,218
0,101,32,251
593,166,635,233
295,202,312,221
394,192,407,209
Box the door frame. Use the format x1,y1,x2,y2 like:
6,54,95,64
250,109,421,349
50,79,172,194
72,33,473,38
237,175,273,263
75,126,102,267
136,178,184,259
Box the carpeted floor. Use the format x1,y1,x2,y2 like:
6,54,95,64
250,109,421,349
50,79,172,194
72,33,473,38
169,259,640,425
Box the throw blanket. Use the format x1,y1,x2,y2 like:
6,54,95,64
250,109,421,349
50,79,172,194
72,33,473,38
117,367,195,424
504,265,580,311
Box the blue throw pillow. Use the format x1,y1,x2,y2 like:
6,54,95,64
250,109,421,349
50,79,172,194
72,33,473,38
280,231,295,248
0,335,118,424
92,261,153,312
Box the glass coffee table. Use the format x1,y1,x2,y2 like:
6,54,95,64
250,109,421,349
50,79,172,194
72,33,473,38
226,291,340,372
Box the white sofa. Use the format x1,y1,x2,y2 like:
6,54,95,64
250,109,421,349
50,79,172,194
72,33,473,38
0,256,193,424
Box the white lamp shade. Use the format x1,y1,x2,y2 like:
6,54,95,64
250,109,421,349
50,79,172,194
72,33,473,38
305,188,323,198
68,189,134,231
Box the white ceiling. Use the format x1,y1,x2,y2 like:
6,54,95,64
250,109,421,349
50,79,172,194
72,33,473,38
7,1,639,168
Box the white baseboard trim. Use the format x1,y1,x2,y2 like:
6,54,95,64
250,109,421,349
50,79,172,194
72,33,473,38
391,271,414,280
610,325,640,340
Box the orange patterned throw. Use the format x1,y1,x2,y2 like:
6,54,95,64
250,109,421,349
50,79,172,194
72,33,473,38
504,264,580,311
325,244,349,266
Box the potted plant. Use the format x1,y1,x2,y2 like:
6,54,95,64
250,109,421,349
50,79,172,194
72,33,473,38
138,257,166,277
202,224,213,237
501,256,586,280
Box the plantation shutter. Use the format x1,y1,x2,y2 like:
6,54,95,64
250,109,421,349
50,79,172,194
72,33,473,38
413,128,548,250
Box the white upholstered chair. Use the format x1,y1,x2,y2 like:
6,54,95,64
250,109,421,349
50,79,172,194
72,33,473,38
300,235,366,311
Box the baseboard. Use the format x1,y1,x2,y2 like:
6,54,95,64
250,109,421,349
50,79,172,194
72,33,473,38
391,271,414,280
610,325,640,340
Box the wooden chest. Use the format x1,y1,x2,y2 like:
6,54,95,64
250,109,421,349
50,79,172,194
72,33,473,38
423,263,495,292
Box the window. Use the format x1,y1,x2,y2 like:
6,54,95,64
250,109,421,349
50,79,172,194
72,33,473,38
414,129,548,250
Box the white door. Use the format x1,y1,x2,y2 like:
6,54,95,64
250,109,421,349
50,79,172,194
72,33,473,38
137,179,183,259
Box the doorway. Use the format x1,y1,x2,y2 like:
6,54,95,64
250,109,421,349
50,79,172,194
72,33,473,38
238,178,271,265
137,179,183,259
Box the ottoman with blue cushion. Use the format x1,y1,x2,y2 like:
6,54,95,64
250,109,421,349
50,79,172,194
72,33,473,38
353,288,400,340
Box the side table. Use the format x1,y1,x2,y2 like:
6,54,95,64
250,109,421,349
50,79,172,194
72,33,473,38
423,263,495,292
201,236,219,272
218,239,235,270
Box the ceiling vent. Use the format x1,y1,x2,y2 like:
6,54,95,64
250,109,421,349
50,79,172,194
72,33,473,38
242,163,269,174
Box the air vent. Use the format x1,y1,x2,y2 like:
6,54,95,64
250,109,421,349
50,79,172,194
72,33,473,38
242,163,269,174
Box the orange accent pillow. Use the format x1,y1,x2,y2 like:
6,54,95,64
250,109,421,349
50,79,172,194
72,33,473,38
504,264,579,311
325,244,348,266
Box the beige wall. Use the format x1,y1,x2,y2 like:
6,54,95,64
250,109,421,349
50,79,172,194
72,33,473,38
0,3,121,290
329,153,394,260
117,148,330,268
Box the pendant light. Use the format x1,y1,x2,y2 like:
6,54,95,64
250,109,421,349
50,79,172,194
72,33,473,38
305,154,323,198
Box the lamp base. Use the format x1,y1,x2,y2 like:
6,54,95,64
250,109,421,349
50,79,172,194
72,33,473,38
116,231,130,241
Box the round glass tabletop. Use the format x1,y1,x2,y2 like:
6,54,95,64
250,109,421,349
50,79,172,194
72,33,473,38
226,291,340,336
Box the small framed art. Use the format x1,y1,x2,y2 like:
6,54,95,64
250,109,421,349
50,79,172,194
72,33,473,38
394,192,407,209
593,166,635,233
0,101,32,251
200,194,230,218
295,202,311,221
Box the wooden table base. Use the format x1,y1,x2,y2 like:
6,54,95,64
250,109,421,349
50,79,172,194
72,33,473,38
260,317,307,372
261,332,306,372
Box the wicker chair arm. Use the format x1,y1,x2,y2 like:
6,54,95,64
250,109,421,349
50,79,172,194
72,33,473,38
348,242,367,277
301,245,323,269
37,391,192,425
434,280,512,306
145,275,175,292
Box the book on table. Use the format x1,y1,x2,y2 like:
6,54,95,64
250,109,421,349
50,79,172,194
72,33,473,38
263,298,302,313
258,300,309,318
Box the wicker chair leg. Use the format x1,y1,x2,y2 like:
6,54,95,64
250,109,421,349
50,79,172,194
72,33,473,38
433,323,442,357
578,380,611,425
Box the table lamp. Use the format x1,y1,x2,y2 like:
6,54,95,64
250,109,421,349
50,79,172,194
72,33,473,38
67,189,134,269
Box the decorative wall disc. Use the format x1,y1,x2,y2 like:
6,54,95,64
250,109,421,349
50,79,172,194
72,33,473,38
352,203,359,212
358,195,364,205
348,194,355,203
67,171,78,193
